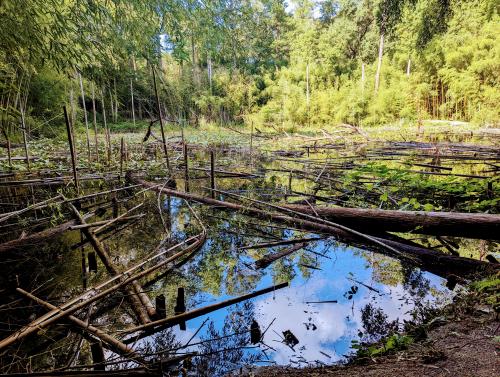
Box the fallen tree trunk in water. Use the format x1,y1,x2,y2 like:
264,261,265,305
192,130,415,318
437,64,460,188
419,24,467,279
129,173,498,279
282,204,500,240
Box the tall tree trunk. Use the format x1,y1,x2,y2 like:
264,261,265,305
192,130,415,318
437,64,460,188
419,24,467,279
306,62,310,105
109,87,115,124
406,58,411,76
69,85,76,126
101,89,111,165
361,63,365,91
207,55,213,94
91,83,99,162
374,33,384,94
78,71,91,161
20,103,30,170
113,77,118,122
130,79,136,127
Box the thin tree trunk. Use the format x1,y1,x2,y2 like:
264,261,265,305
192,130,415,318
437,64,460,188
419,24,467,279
306,62,310,106
130,79,136,127
152,68,171,172
91,83,99,162
109,87,115,124
207,55,213,93
406,58,411,77
374,33,384,93
63,106,79,191
20,103,30,170
78,71,91,161
361,63,365,91
101,89,111,165
113,77,118,122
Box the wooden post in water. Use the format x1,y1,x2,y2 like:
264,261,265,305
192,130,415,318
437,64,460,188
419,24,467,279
152,68,171,172
90,342,105,371
63,105,79,191
120,137,125,179
487,181,493,199
210,149,216,199
156,294,166,319
174,287,186,330
80,231,87,289
88,251,97,273
183,142,189,192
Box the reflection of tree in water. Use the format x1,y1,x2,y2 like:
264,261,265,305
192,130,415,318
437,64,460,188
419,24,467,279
194,302,260,376
360,265,437,345
360,303,398,343
401,265,433,323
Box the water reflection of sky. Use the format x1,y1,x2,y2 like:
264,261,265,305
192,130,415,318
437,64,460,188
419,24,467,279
163,197,452,369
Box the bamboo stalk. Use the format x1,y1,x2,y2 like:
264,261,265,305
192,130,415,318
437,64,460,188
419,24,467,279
130,79,136,127
101,89,111,165
152,68,170,172
92,83,99,162
78,71,91,162
20,103,30,170
63,105,79,191
120,137,125,178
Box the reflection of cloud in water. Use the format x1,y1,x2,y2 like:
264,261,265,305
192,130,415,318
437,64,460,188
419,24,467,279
254,277,428,365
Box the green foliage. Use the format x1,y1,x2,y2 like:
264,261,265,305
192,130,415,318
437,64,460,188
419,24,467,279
353,333,413,358
1,0,498,142
255,0,499,129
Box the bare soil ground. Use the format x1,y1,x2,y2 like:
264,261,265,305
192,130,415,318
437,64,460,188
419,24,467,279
244,292,499,377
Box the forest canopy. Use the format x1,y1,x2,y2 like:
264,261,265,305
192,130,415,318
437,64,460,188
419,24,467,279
1,0,499,139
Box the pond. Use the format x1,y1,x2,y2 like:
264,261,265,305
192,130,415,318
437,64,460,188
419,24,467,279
2,138,493,375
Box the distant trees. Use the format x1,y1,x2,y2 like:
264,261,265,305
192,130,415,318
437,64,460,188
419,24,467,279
0,0,498,141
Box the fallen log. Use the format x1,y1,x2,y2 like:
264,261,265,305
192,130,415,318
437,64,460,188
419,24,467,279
66,201,154,324
281,205,500,240
0,217,86,254
122,282,289,341
128,173,498,279
0,233,206,351
17,288,146,365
